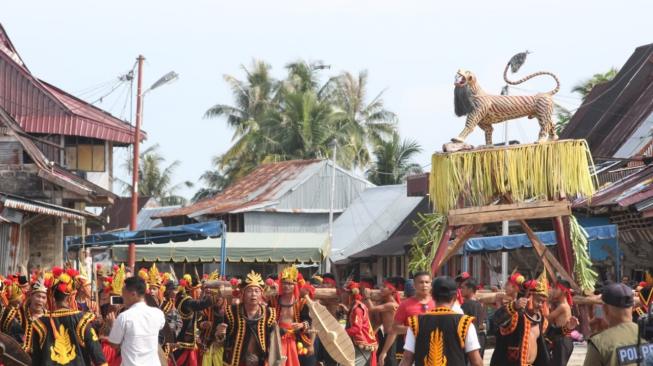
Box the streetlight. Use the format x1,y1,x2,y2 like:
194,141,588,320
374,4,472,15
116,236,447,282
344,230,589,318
129,55,179,269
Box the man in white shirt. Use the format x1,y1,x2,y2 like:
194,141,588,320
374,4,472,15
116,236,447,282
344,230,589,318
400,276,483,366
109,275,166,366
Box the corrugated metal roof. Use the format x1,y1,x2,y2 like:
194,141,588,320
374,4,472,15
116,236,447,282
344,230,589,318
330,184,424,263
136,205,180,230
160,159,372,218
111,232,328,263
0,192,95,220
560,43,653,157
0,24,143,144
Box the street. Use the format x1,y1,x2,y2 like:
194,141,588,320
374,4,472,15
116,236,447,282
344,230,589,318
483,344,587,365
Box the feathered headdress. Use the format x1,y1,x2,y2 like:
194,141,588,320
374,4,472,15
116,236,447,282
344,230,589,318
111,264,126,296
242,271,264,289
149,264,161,288
280,265,299,284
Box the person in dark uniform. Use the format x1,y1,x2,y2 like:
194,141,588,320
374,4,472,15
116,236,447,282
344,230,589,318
399,276,483,366
29,268,107,366
460,278,487,359
173,273,214,365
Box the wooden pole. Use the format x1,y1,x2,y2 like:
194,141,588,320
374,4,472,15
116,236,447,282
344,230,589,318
434,225,480,274
553,216,573,275
129,55,145,270
430,227,452,275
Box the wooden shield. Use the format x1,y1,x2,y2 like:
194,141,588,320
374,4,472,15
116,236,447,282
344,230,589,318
267,324,286,366
0,332,31,366
305,297,355,366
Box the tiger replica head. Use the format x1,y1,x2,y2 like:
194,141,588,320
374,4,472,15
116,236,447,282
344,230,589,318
454,69,478,117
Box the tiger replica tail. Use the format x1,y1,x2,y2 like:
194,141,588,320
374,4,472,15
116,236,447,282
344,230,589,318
447,52,561,152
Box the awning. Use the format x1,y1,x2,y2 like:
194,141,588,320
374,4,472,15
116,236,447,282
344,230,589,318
463,225,617,254
66,221,222,248
0,193,92,221
111,232,328,263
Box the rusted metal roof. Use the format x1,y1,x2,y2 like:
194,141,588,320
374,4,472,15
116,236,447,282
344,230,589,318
560,43,653,158
0,192,95,221
0,24,144,145
159,160,328,218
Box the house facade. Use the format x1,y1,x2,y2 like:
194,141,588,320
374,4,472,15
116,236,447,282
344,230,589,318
0,24,140,271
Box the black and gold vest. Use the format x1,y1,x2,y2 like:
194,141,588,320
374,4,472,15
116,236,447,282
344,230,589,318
223,303,276,366
407,307,474,366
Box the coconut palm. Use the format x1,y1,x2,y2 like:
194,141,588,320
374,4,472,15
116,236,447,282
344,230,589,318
572,67,619,101
329,70,397,169
366,132,423,185
120,144,193,205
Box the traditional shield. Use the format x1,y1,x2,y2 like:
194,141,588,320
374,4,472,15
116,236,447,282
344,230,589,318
0,332,31,366
267,324,286,366
305,297,355,366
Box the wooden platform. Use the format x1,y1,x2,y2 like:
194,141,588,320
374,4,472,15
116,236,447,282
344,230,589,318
448,201,571,226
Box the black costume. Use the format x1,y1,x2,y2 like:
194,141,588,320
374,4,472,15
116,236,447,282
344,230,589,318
489,302,550,366
223,303,276,366
29,308,106,366
0,305,24,344
545,324,573,366
173,293,213,363
461,298,487,358
407,307,475,366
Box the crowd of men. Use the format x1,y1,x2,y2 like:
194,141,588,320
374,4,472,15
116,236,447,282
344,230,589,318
0,263,649,366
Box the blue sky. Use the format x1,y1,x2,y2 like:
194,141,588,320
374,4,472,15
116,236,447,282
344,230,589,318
3,0,652,199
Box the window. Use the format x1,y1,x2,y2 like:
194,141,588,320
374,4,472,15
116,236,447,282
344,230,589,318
64,137,105,172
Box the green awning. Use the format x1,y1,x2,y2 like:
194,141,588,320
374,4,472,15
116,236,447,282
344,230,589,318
111,232,328,263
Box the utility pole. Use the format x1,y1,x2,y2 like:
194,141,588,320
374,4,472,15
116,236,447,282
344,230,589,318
501,85,509,284
326,141,337,273
128,55,145,270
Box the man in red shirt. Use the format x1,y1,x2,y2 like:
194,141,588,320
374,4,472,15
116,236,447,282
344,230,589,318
378,272,435,366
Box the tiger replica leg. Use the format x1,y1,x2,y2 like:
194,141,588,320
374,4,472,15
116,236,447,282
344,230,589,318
535,97,555,142
479,123,494,146
452,107,487,143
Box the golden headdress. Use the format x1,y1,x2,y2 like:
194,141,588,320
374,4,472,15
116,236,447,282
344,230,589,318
30,278,48,294
280,265,299,283
243,271,264,289
3,277,23,303
148,264,161,288
111,264,126,296
532,272,549,297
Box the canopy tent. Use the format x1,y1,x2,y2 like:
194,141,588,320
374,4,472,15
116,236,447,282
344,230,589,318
463,225,617,254
66,221,222,248
111,232,328,263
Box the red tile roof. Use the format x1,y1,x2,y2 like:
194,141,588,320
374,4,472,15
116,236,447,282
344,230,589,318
159,159,324,218
0,23,144,145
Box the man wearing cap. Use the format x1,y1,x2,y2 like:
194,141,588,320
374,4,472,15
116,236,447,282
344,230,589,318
216,270,276,366
583,282,648,366
400,276,483,366
20,279,48,353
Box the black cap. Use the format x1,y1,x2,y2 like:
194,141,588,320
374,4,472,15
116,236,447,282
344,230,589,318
602,283,634,308
433,276,458,298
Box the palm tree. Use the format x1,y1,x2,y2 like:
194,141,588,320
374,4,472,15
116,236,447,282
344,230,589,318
120,144,193,205
191,166,228,202
329,70,397,169
572,67,619,101
366,132,423,185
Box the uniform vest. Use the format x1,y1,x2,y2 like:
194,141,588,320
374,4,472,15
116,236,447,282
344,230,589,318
408,307,474,366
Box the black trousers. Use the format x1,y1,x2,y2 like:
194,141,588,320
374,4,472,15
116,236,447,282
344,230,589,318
376,330,397,366
550,336,574,366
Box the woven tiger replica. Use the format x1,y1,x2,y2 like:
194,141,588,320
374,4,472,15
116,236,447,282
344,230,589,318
451,63,560,147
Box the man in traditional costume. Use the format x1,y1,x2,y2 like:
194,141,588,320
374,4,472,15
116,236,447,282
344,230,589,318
0,276,26,343
345,281,378,366
198,271,226,366
216,270,276,366
546,278,575,366
29,267,107,366
400,276,482,366
20,279,48,354
98,264,126,366
490,275,550,366
173,273,214,365
272,265,311,366
363,277,401,366
75,274,98,314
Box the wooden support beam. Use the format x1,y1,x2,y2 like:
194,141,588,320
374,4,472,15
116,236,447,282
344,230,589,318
430,227,452,275
519,219,581,293
448,201,570,226
433,225,480,274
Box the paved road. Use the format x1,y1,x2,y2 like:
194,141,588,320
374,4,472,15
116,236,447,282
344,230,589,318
484,343,587,365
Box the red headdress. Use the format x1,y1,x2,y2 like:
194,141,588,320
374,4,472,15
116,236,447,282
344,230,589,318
346,281,362,301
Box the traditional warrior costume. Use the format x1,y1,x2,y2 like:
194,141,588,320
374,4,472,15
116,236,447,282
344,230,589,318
173,273,214,365
29,268,107,366
345,281,378,366
98,264,126,366
490,276,550,366
0,277,25,344
273,266,312,366
198,271,226,366
545,279,574,366
407,306,475,366
221,271,276,366
20,279,49,354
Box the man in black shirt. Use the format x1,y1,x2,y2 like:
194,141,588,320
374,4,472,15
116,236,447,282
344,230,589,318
461,278,487,358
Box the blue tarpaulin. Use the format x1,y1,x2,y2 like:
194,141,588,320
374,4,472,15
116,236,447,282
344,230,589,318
463,224,617,254
66,221,223,248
